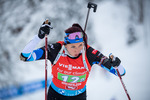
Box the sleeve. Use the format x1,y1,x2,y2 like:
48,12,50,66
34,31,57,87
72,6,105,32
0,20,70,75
86,46,105,66
20,35,62,62
20,35,43,61
86,46,126,76
47,43,62,64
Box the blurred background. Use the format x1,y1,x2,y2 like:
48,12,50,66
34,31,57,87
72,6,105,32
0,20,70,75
0,0,150,100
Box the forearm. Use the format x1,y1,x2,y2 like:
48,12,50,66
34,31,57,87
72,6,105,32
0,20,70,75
94,52,126,76
100,56,126,76
20,35,42,61
101,64,125,76
22,35,41,53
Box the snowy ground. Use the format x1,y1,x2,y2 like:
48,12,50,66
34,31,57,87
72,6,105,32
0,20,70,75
7,1,150,100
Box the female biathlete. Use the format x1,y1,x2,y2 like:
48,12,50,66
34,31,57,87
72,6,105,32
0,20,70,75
20,21,125,100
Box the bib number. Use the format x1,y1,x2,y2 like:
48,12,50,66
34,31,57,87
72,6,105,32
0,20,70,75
58,73,86,83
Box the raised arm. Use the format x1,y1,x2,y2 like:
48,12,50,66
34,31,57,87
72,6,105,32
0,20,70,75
20,21,51,61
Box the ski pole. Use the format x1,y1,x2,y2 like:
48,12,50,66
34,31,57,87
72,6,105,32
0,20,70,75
83,2,97,49
116,68,131,100
45,19,49,100
84,2,97,32
110,55,131,100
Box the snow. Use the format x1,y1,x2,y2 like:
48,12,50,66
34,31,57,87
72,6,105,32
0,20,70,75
1,0,150,100
89,1,150,100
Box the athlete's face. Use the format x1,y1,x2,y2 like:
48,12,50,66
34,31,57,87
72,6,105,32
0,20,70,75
65,42,84,57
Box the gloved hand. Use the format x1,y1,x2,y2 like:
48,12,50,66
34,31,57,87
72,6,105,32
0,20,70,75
102,58,112,69
109,53,121,67
102,55,121,69
110,57,121,67
38,21,51,39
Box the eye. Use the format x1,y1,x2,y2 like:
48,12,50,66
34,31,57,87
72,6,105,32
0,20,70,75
79,43,83,47
71,46,76,48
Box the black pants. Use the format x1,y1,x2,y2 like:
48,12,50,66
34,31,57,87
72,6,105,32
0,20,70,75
47,86,87,100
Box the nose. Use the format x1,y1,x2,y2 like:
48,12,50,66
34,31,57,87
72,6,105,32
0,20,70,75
74,48,80,53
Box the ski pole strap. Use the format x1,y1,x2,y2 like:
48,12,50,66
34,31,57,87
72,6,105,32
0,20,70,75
98,56,107,66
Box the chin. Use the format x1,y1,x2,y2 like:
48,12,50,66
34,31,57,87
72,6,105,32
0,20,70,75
74,54,79,57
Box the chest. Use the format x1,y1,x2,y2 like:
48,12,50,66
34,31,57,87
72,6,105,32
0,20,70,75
52,55,87,76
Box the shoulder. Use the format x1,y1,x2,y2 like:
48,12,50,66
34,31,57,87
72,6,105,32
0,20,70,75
86,45,100,64
86,45,100,56
57,41,65,46
47,41,64,62
47,41,64,51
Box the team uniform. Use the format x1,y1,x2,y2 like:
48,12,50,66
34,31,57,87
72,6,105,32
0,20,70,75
20,35,126,100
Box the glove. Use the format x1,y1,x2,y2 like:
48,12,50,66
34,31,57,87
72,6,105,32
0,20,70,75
102,56,121,69
109,53,121,67
38,21,51,39
110,57,121,67
102,58,112,69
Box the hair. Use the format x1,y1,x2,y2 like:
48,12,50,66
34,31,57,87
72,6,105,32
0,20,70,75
65,25,82,33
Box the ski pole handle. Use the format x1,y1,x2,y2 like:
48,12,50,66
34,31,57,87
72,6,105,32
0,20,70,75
44,19,53,29
84,2,97,32
87,2,97,12
45,19,49,24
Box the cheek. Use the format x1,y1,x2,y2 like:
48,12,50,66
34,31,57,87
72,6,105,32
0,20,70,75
69,48,77,54
76,47,83,53
68,48,74,53
79,46,83,51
